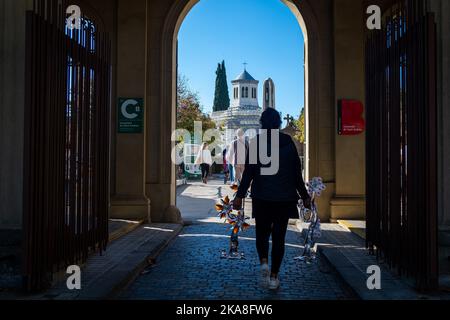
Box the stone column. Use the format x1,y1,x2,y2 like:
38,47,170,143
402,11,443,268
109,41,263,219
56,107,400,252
110,0,151,222
330,0,366,222
144,0,182,223
285,0,336,222
0,0,33,230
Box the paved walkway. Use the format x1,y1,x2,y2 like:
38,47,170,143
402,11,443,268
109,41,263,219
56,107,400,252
9,223,182,300
119,179,356,300
316,223,450,300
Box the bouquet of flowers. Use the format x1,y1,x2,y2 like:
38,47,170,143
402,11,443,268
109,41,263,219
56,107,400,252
214,184,250,259
295,177,326,263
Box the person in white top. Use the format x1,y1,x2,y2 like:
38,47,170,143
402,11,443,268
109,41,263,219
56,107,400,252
226,129,249,184
195,143,213,184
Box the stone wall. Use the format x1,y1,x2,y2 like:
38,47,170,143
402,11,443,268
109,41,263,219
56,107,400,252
0,0,33,230
81,0,151,222
330,0,366,221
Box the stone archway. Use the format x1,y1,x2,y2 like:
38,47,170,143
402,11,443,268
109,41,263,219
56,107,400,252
145,0,335,222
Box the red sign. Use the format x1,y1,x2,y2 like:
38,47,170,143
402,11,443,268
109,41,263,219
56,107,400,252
338,100,365,135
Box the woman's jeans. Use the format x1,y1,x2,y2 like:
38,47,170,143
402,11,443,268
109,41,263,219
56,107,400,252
253,199,291,275
200,164,210,180
228,164,235,182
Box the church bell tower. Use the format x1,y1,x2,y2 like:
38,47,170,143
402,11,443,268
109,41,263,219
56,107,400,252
263,78,276,110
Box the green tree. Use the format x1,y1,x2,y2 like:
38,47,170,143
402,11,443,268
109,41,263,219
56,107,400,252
177,75,216,135
294,108,306,144
213,60,230,112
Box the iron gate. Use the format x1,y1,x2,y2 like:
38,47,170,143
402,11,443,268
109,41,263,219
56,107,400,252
365,0,438,290
23,0,111,291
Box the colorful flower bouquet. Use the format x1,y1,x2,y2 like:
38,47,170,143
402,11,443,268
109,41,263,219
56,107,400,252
215,184,250,259
295,177,326,263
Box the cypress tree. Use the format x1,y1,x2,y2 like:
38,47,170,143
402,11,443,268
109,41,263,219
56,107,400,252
213,63,222,112
220,61,230,110
213,61,230,112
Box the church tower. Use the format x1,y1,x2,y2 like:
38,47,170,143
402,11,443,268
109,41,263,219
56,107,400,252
211,66,262,134
263,78,276,110
231,68,259,109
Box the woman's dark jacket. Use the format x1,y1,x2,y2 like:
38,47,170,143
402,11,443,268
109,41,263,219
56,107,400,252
236,132,310,218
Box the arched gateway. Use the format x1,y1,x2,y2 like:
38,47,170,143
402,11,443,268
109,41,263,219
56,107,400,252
3,0,448,292
143,0,355,223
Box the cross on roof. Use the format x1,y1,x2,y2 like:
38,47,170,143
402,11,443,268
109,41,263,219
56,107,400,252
243,62,248,70
284,114,295,126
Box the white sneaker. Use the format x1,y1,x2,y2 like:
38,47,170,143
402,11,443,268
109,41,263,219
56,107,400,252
260,264,269,287
269,276,280,290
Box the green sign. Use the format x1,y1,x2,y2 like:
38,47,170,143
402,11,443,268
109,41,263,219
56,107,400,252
118,98,144,133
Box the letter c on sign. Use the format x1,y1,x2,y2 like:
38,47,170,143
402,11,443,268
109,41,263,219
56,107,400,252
121,99,139,120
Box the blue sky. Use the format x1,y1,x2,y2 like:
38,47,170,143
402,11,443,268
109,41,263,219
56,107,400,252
178,0,305,120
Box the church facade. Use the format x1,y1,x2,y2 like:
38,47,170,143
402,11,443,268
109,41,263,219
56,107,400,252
210,69,277,135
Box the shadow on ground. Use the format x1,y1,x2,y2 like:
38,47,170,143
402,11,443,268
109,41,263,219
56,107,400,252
120,221,356,300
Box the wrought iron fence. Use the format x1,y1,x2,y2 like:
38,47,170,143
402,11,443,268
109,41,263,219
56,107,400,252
23,0,111,291
365,0,438,290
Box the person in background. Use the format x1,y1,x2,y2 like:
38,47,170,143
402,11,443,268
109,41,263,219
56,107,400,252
227,149,235,183
227,129,249,184
222,148,230,184
233,108,311,291
195,143,213,184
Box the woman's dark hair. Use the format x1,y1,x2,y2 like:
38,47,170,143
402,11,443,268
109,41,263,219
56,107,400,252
260,108,282,130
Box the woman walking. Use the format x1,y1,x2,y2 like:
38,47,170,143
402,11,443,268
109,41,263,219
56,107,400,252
233,108,311,290
195,143,213,184
227,129,249,184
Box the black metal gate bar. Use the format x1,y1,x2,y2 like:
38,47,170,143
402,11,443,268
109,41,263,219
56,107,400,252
365,0,438,290
23,0,111,292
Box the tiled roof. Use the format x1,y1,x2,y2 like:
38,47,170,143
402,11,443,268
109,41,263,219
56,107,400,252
234,70,256,81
